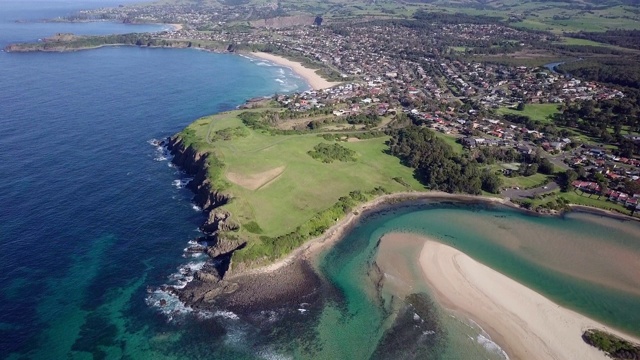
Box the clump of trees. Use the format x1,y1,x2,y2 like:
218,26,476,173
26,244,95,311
308,143,357,163
566,30,640,50
582,329,640,359
210,127,249,141
553,97,640,157
346,113,380,127
558,58,640,93
388,126,502,194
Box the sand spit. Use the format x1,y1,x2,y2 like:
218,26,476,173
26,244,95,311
408,234,640,360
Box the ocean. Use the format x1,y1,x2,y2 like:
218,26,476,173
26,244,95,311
1,1,639,359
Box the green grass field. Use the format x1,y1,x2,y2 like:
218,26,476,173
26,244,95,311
497,103,560,124
561,191,630,214
527,189,630,213
181,110,424,244
501,173,549,189
433,132,464,154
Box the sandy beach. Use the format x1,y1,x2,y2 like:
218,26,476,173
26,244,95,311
399,233,640,360
250,51,341,90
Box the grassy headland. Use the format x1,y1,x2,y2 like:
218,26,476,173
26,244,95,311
174,109,424,266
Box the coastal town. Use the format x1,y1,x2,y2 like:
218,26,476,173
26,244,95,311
142,15,639,213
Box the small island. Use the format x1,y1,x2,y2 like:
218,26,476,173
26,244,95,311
4,32,218,53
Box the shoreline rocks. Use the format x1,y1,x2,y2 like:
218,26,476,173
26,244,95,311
166,135,247,305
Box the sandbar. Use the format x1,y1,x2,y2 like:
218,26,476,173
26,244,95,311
251,51,341,90
397,232,640,360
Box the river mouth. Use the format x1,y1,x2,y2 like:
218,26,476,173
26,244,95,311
142,197,640,358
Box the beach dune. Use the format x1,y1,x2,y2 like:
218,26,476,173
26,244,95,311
374,233,640,360
251,51,341,90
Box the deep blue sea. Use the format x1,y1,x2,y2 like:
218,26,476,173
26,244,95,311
0,1,307,358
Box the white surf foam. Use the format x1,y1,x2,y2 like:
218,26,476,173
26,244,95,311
145,289,193,321
216,310,240,320
172,178,192,189
476,334,510,360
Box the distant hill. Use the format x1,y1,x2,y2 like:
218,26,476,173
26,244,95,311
401,0,638,6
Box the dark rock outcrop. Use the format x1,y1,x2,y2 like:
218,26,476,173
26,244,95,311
166,135,247,303
166,136,231,219
202,210,239,233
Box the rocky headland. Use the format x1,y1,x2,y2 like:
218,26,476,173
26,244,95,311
165,135,327,312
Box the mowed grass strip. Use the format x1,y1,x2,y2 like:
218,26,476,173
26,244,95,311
182,111,424,239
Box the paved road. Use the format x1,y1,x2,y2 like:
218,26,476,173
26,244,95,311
502,181,559,200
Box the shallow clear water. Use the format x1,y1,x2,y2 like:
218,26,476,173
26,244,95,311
313,201,640,359
1,2,639,359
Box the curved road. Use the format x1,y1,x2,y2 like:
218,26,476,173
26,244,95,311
502,181,559,200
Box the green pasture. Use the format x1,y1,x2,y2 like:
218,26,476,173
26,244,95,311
497,103,560,124
501,173,549,189
433,132,464,154
180,111,424,241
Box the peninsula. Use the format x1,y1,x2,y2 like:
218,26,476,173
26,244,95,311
412,235,640,360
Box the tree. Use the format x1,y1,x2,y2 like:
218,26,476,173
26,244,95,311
481,170,503,194
538,158,555,175
624,180,640,195
597,181,609,200
516,102,525,111
559,169,578,192
523,163,539,176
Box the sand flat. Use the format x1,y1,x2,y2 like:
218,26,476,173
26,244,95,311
376,233,640,360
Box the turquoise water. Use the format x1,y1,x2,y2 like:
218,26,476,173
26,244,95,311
1,1,639,359
313,201,640,359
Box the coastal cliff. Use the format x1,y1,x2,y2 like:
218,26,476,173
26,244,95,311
165,134,327,309
166,135,247,305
